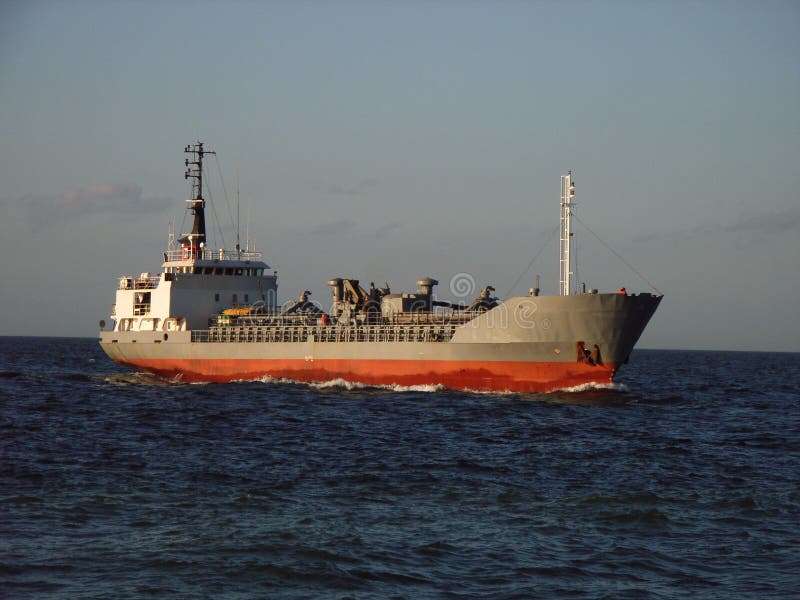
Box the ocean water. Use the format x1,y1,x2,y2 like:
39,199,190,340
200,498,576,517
1,337,799,599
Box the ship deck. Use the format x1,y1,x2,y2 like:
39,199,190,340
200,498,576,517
194,324,454,344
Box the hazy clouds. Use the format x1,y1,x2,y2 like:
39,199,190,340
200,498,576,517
324,178,378,196
632,206,800,245
13,183,170,230
309,219,404,238
725,206,800,236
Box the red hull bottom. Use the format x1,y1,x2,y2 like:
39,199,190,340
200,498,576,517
119,357,619,393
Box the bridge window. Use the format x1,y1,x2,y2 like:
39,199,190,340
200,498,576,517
214,293,220,302
215,267,223,275
225,268,233,275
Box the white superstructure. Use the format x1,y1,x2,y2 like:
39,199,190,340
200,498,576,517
110,251,277,333
107,142,278,333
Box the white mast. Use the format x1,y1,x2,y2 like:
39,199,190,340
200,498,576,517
559,170,576,296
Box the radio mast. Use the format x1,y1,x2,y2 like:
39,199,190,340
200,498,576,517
183,142,215,258
559,171,576,296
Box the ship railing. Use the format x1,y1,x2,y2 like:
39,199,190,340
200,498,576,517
215,310,483,329
118,275,160,290
164,248,263,262
387,311,483,325
190,321,466,344
236,313,319,326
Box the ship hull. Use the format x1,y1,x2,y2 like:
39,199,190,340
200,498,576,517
111,355,619,393
100,293,661,393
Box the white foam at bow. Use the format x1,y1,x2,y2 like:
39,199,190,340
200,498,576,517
241,374,445,393
551,381,629,393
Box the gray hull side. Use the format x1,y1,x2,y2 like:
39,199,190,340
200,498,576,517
100,293,661,365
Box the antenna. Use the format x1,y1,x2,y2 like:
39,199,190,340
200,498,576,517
574,234,579,293
245,200,251,252
559,170,576,296
235,168,241,254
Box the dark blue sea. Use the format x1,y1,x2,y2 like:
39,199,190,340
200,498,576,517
1,337,798,598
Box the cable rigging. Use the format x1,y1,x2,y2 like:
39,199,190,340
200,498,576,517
213,154,237,247
202,161,227,251
504,225,559,298
573,213,662,295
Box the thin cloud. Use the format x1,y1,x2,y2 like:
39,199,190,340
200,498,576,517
16,183,171,229
372,222,402,238
631,232,662,243
633,207,800,245
307,220,401,238
725,206,800,235
326,178,378,196
311,219,356,236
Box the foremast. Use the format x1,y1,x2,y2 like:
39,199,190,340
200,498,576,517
181,142,215,260
559,170,576,296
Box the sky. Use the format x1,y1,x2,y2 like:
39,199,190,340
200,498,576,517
0,0,798,351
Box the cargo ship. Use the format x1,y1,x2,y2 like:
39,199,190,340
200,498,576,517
98,142,661,392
